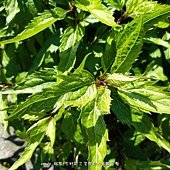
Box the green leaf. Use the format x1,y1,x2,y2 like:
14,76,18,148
0,7,67,44
74,53,91,74
111,89,132,125
55,85,111,114
101,30,117,72
61,111,77,140
111,93,170,153
61,111,84,146
9,117,50,170
54,106,66,122
53,84,97,112
145,37,170,49
126,0,158,18
145,61,168,81
104,0,125,10
106,73,140,87
21,112,46,121
0,82,56,94
27,117,50,138
96,86,112,115
75,0,118,27
118,85,170,114
58,25,84,72
125,159,170,170
9,142,40,170
81,103,108,170
0,68,57,94
126,0,141,15
111,17,144,73
29,33,60,73
154,21,170,29
0,94,8,130
5,0,20,24
143,4,170,29
46,117,56,149
7,71,94,120
20,68,57,86
131,110,170,153
80,86,111,170
0,45,19,83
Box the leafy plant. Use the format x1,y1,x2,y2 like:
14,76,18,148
0,0,170,170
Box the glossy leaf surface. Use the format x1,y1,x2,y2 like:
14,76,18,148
0,7,67,44
111,18,144,73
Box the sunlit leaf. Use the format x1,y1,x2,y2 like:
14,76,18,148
97,86,112,115
27,117,50,138
53,84,97,112
111,17,144,73
9,117,50,170
0,7,67,44
9,142,41,170
5,0,20,24
106,73,140,87
46,117,56,149
75,0,118,27
143,4,170,29
7,71,94,120
58,25,84,72
118,85,170,114
80,86,111,170
145,37,170,49
0,68,57,94
126,0,158,18
104,0,125,10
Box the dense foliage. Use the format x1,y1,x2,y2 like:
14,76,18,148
0,0,170,169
